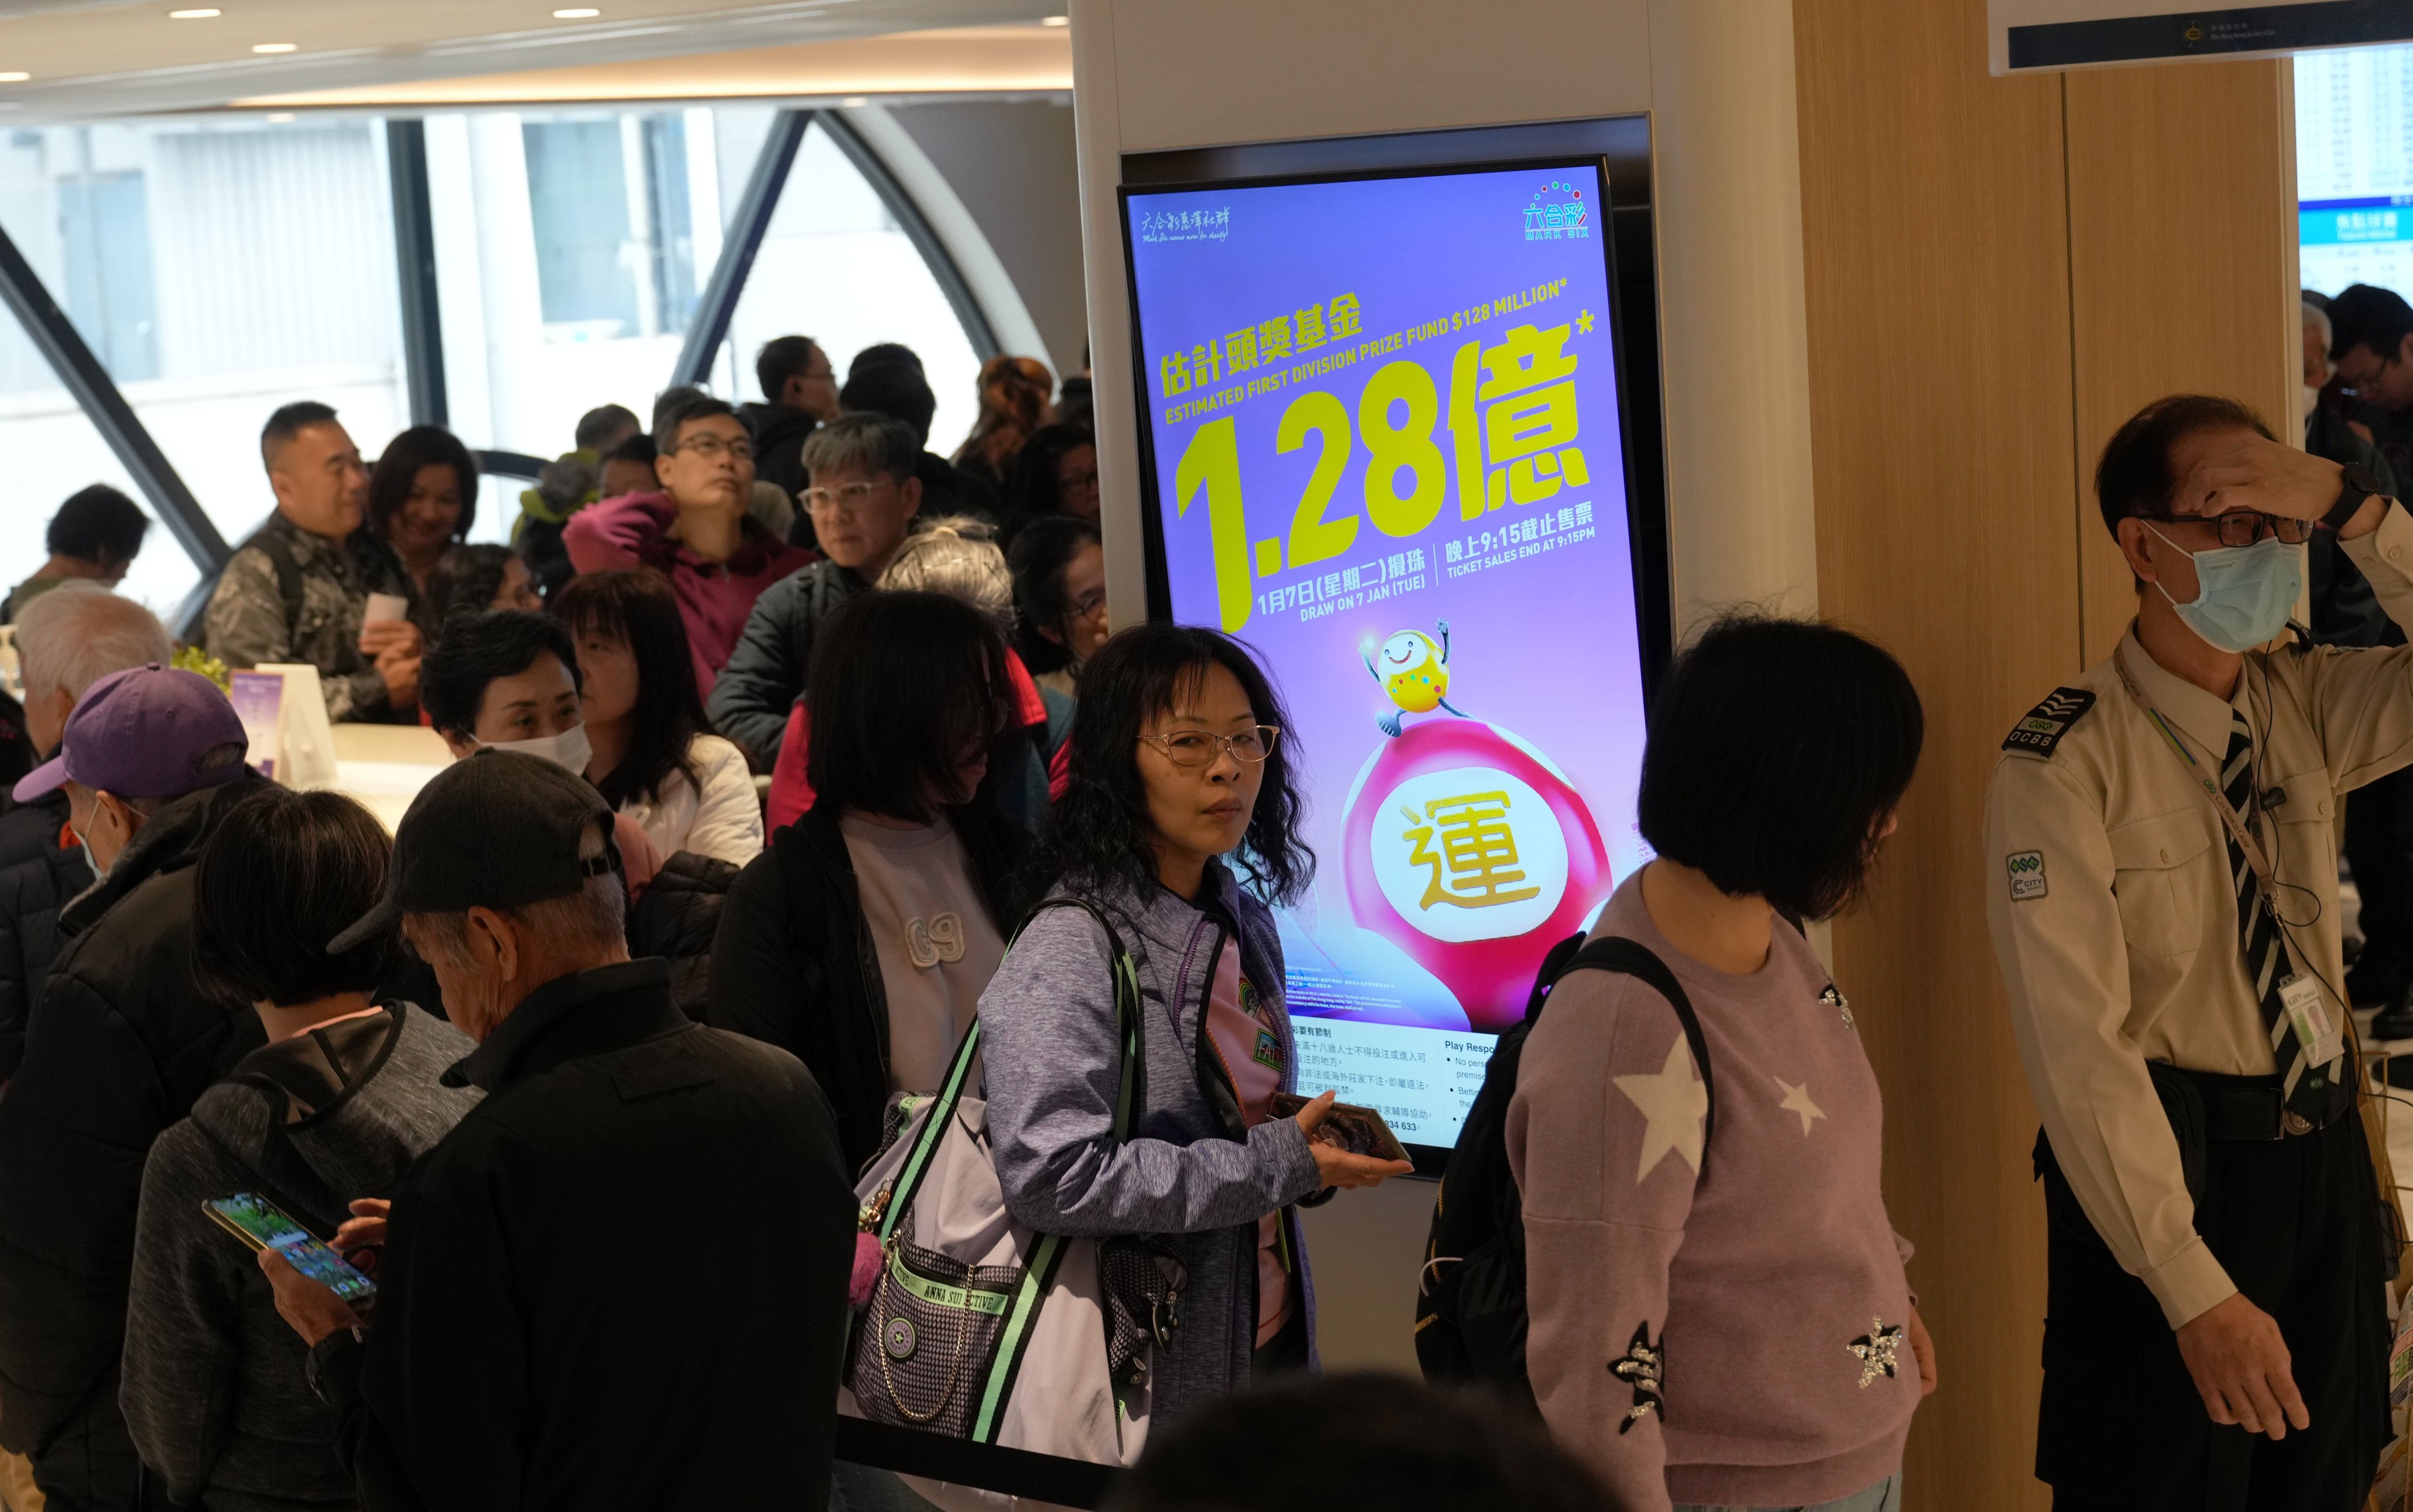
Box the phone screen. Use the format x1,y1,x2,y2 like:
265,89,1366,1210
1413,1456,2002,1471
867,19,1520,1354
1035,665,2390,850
204,1193,376,1303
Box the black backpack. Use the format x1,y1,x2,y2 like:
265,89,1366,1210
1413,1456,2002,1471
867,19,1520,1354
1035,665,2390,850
1411,932,1715,1414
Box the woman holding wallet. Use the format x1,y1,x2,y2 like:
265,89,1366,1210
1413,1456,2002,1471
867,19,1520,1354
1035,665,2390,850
978,624,1412,1425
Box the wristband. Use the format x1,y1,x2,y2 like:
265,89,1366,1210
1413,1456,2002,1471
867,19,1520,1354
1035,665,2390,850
2325,461,2382,532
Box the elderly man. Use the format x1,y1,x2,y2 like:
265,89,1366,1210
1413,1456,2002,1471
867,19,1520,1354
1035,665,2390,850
259,751,853,1512
0,665,265,1512
0,585,173,1075
203,401,423,723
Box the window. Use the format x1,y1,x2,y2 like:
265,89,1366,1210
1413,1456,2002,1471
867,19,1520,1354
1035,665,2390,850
0,120,411,549
714,118,983,460
428,106,722,504
0,305,199,618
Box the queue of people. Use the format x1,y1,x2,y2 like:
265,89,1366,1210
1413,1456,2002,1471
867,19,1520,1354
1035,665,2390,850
0,315,2405,1512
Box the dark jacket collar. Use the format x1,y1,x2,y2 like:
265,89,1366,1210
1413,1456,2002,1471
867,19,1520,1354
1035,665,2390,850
58,772,271,939
440,958,682,1094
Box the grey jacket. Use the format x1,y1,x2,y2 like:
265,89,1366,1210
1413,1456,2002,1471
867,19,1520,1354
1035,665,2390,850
977,864,1321,1427
122,1005,480,1512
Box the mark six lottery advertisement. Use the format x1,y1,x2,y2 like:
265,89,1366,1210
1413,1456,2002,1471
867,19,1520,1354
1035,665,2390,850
1125,160,1654,1154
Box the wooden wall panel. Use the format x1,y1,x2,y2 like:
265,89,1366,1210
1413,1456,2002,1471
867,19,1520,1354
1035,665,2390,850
2067,60,2301,663
1795,5,2298,1505
1793,2,2072,1502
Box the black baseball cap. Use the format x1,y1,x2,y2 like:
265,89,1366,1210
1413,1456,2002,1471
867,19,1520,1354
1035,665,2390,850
327,750,619,955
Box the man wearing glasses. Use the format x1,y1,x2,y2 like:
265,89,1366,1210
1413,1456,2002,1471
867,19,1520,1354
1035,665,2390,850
565,395,813,700
708,413,925,769
1986,394,2408,1508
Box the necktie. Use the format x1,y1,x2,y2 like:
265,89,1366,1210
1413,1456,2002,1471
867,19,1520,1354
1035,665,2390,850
2221,711,2339,1126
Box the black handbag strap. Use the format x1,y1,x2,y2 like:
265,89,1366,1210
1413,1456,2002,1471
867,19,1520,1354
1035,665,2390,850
1554,936,1718,1167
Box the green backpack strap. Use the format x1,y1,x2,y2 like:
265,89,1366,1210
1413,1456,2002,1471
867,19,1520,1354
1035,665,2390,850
966,896,1143,1444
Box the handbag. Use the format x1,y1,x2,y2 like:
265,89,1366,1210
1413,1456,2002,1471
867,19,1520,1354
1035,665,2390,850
841,897,1183,1494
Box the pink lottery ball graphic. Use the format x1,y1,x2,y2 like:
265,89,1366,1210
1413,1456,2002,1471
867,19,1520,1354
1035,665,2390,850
1340,718,1613,1031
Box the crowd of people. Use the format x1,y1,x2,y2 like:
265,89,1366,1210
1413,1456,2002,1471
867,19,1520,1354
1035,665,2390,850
0,311,2400,1512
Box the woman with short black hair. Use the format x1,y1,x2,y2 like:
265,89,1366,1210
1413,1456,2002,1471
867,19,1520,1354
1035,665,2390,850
425,543,543,625
978,625,1411,1428
708,590,1029,1173
123,787,481,1512
1508,615,1931,1511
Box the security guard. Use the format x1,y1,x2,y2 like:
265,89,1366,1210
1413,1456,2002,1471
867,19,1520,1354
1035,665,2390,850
1987,394,2409,1510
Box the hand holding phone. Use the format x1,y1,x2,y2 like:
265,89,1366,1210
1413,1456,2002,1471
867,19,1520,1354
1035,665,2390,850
204,1193,375,1303
1273,1091,1415,1189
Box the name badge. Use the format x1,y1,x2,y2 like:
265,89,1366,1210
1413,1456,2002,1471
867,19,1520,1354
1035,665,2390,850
2279,973,2345,1068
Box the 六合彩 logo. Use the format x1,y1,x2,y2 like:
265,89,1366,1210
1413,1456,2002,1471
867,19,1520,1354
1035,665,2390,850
1524,179,1591,242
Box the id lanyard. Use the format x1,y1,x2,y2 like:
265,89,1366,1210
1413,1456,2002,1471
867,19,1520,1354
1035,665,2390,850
2110,647,2343,1069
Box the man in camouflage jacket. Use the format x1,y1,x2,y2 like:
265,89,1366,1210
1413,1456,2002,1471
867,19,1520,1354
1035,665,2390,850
203,402,422,723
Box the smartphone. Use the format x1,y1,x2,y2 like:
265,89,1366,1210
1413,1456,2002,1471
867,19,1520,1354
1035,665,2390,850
1269,1092,1411,1164
203,1193,376,1305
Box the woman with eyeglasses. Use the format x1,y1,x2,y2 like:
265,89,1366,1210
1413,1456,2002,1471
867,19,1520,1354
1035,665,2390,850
564,395,811,699
1002,423,1100,543
1009,513,1110,701
978,625,1414,1426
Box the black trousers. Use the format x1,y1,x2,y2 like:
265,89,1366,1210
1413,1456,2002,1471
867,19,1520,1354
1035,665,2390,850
2347,764,2413,975
2036,1111,2389,1512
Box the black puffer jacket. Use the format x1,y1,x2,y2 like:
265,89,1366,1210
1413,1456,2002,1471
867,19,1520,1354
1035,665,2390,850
628,850,740,1020
0,774,270,1511
707,801,1024,1173
0,788,88,1081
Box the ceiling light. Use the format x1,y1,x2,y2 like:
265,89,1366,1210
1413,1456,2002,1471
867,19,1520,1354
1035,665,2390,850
251,41,294,52
839,96,867,107
168,8,222,16
552,6,600,15
264,111,293,122
0,72,29,82
1041,14,1069,24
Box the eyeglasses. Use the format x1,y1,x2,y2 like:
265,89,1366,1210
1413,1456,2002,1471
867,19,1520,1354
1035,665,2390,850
668,436,754,464
1139,725,1281,768
2135,510,2315,547
803,480,889,515
1068,589,1107,620
1059,468,1098,494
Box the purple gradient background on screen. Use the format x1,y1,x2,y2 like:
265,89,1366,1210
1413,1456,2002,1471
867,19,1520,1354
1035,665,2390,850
1125,163,1654,1137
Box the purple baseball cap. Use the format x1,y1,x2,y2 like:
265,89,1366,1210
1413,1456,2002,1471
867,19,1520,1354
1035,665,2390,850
14,664,250,804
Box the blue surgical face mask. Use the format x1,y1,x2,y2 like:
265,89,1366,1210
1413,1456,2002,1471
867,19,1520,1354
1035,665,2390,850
2146,523,2304,654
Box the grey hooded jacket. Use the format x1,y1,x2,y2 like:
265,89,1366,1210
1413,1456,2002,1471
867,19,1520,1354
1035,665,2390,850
977,863,1321,1427
121,1005,480,1511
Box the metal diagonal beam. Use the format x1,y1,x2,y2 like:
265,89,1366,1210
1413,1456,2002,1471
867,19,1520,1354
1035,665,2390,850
674,108,808,388
814,108,999,360
0,217,229,570
387,118,448,428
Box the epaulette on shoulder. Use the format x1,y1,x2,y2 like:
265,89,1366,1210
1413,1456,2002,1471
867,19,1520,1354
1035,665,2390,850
2001,687,2097,759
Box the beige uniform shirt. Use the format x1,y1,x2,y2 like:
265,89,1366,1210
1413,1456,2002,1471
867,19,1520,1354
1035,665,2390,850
1985,501,2413,1329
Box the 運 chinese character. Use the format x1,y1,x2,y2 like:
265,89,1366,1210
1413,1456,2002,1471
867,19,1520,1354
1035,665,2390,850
1399,793,1543,911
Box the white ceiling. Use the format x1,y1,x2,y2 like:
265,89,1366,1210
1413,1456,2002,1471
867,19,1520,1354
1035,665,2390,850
0,0,1064,121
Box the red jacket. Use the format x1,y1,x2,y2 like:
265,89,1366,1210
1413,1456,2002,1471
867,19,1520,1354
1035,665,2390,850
562,491,813,697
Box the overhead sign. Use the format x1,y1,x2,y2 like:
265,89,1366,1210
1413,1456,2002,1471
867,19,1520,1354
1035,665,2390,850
1991,0,2413,73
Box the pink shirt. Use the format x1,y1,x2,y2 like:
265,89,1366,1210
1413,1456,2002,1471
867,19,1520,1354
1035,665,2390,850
560,491,813,696
1200,937,1292,1346
1506,876,1916,1509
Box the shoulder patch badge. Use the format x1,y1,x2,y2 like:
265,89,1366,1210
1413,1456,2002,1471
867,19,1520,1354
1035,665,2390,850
2006,850,2047,902
2002,687,2097,758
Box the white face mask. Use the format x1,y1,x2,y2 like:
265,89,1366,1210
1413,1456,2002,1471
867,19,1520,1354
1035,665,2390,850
481,723,593,777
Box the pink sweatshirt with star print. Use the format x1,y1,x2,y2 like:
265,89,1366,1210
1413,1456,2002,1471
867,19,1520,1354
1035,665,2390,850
1505,875,1919,1510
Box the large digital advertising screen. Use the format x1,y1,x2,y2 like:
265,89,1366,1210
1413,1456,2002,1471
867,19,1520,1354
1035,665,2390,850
1123,159,1658,1159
